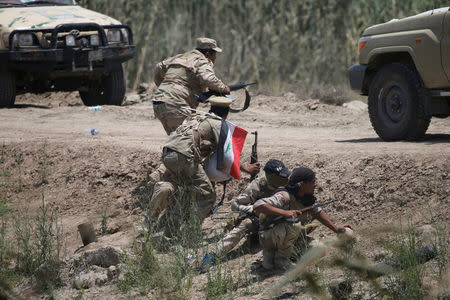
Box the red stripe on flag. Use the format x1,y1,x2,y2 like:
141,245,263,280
229,126,248,179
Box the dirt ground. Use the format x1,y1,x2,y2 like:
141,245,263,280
0,89,449,299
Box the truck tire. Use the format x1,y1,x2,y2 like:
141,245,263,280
368,63,430,141
79,64,125,106
0,69,16,108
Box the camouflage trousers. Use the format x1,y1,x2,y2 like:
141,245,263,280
149,149,216,227
259,222,318,270
217,218,258,256
153,101,191,135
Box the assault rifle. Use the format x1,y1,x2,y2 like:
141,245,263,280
263,199,338,228
249,131,258,181
194,82,257,104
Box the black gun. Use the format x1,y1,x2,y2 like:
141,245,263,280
211,181,229,216
263,199,338,228
250,131,258,181
194,82,257,103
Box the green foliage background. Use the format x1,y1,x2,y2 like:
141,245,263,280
78,0,448,91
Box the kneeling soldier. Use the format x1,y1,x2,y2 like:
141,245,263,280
253,167,353,270
149,96,231,228
219,160,291,255
201,160,291,269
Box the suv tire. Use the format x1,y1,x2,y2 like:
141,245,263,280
79,64,125,106
368,63,431,141
0,69,16,108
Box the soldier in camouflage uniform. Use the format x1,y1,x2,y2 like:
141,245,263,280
199,160,290,270
217,160,291,256
152,37,230,135
253,167,353,270
149,96,233,230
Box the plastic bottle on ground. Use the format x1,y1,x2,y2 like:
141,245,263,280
84,129,99,136
85,106,102,111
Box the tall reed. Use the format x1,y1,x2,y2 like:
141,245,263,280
79,0,448,92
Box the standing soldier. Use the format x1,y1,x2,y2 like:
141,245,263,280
253,167,353,270
152,37,230,135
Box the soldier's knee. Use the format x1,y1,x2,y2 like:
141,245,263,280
242,219,254,231
154,181,175,196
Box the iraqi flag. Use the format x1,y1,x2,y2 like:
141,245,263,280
204,120,248,182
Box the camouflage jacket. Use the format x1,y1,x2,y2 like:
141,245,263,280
163,114,222,163
231,176,278,214
253,190,322,226
153,49,228,108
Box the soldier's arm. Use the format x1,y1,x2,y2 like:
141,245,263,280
154,61,167,87
230,178,262,213
253,191,296,218
196,59,229,93
315,211,353,233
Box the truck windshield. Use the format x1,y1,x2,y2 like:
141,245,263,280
0,0,74,5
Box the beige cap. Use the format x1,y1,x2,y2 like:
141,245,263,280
196,37,222,53
209,96,232,107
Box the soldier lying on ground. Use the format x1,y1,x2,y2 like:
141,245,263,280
200,160,291,269
253,167,353,270
148,96,259,237
152,37,230,135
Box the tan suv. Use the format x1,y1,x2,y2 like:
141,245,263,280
0,0,135,107
349,7,450,140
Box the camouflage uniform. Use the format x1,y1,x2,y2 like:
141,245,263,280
217,176,277,256
253,190,322,270
152,44,228,135
149,114,222,223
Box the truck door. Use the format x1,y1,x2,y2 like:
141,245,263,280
443,11,450,82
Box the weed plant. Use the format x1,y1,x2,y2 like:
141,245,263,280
0,143,5,164
270,218,448,299
120,184,204,299
40,142,49,185
14,152,23,192
0,143,63,297
204,262,237,299
382,224,426,299
120,182,252,298
13,189,63,294
101,206,108,236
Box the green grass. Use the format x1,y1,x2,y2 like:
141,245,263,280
0,143,63,298
204,263,238,299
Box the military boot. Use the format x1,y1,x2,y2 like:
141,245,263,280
274,246,295,270
262,249,275,270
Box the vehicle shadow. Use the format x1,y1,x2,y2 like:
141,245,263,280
11,104,51,109
336,133,450,144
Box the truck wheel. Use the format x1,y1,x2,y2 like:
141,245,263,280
0,69,16,108
368,63,431,141
79,64,125,106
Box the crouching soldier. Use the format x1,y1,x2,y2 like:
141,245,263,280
219,160,290,253
201,160,291,268
253,167,353,270
149,96,232,229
